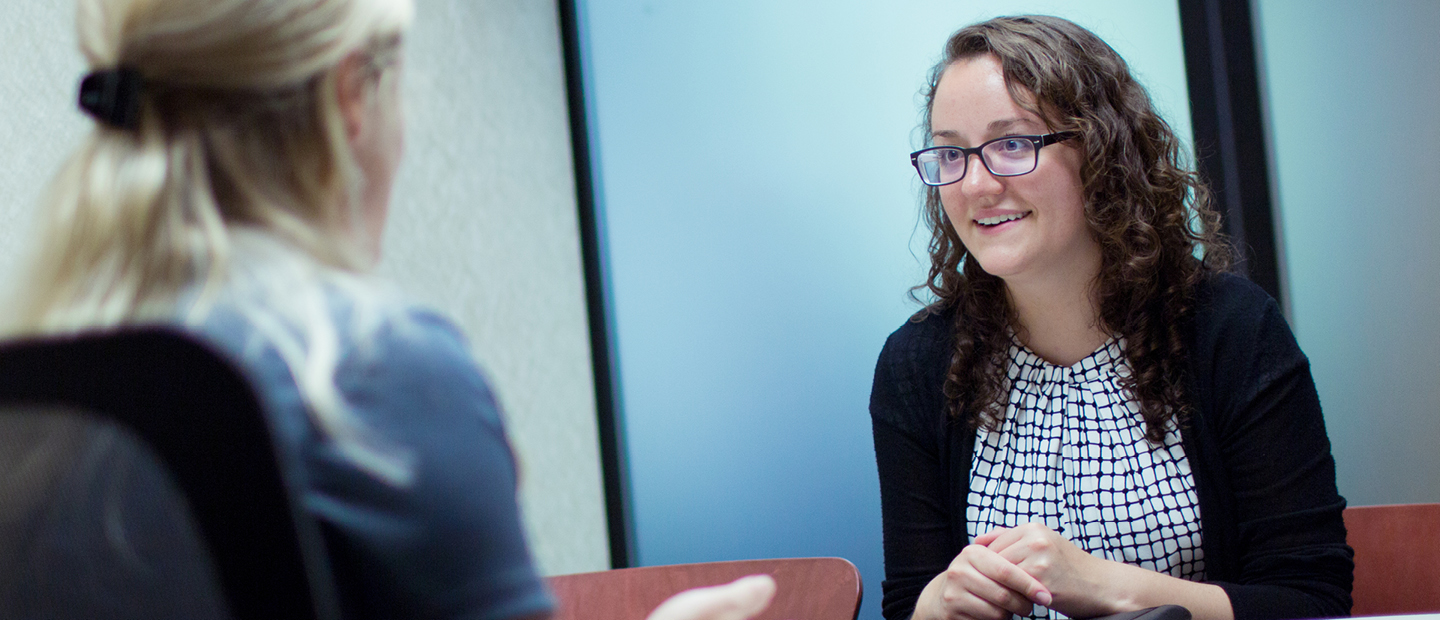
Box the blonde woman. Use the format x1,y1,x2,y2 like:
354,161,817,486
9,1,780,619
9,0,556,618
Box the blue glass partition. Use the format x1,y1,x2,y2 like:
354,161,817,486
567,3,1195,618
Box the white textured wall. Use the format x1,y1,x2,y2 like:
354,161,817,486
0,4,85,266
0,0,610,575
384,0,609,574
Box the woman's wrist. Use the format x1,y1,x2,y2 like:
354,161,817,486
1036,552,1135,618
1086,560,1232,620
1088,557,1145,615
910,571,947,620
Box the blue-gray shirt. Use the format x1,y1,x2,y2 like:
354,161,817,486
191,293,552,620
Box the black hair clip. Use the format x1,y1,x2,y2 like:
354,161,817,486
79,68,144,130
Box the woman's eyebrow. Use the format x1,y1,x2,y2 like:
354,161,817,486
931,118,1042,142
987,117,1037,132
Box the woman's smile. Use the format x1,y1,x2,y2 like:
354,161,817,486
974,211,1031,228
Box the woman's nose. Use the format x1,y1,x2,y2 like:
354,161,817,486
960,154,1004,197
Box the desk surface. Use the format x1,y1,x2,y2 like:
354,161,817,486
1354,615,1440,619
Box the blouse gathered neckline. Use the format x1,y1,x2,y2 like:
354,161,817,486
1007,335,1125,385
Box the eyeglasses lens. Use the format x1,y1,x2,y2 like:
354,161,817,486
982,138,1037,176
916,149,967,185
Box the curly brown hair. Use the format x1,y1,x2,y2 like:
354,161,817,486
916,15,1232,442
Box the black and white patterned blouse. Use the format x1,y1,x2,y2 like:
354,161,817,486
967,339,1205,620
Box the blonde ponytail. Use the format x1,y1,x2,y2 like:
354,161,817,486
9,0,416,485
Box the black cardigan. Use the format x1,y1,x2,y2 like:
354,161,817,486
869,273,1352,620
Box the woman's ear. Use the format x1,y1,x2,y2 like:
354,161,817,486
334,52,372,142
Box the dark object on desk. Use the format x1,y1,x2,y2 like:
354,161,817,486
1345,503,1440,615
1082,605,1192,620
547,557,863,620
0,328,338,620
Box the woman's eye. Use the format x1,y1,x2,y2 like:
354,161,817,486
998,139,1026,152
942,149,963,162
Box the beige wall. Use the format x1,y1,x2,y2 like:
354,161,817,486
0,0,610,575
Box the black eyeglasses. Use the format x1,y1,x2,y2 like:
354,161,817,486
910,132,1078,187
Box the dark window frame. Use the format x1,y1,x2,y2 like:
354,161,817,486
557,0,635,568
1179,0,1284,306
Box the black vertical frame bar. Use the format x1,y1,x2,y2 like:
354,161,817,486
1179,0,1283,306
557,0,634,568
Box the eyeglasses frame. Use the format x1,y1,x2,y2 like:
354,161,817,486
910,131,1080,187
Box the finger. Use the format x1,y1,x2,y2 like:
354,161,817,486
716,575,777,617
944,571,1036,618
645,575,777,620
980,527,1026,555
940,585,1030,620
966,545,1053,608
973,526,1009,546
984,521,1053,556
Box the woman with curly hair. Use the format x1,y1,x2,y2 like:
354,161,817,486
869,15,1351,620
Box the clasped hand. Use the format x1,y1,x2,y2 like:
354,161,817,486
916,523,1119,620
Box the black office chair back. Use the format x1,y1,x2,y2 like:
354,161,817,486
0,404,232,618
0,328,338,620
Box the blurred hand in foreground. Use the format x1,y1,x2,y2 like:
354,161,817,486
646,574,778,620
